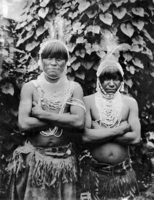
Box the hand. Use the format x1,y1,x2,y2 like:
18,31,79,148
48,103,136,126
92,121,102,129
31,101,44,119
119,121,131,135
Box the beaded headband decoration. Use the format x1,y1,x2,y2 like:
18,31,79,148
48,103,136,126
39,15,69,57
39,39,69,60
97,30,130,78
38,16,70,78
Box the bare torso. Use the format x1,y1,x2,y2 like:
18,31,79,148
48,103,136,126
87,94,130,165
29,84,71,147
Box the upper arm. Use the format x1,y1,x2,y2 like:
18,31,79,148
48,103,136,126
128,98,141,142
18,82,33,123
84,96,92,129
70,85,85,120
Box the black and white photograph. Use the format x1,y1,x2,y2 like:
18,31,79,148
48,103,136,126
0,0,154,199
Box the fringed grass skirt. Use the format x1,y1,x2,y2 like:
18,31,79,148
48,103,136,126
80,157,139,200
6,141,78,200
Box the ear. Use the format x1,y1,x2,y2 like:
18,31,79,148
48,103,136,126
120,82,125,92
38,57,43,71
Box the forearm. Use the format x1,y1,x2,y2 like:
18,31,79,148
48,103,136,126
82,126,123,143
37,110,84,129
18,116,49,132
114,131,141,145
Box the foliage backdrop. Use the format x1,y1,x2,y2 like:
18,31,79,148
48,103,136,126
1,0,154,198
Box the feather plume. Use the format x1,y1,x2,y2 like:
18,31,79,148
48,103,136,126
45,16,65,41
101,30,130,61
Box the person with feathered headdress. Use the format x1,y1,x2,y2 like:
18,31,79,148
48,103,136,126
80,31,141,200
6,16,86,200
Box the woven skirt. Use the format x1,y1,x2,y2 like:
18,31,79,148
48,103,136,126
6,141,78,200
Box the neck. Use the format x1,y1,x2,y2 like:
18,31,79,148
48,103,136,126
43,72,60,83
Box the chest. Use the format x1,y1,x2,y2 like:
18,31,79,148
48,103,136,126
91,98,130,122
32,87,70,114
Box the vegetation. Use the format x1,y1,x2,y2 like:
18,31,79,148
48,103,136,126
0,0,154,198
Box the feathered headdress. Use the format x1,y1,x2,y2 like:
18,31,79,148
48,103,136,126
39,15,69,57
97,30,130,77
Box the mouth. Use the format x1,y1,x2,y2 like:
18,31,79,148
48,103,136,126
48,68,58,71
105,89,116,93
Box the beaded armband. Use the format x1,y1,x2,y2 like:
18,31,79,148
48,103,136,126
67,98,86,113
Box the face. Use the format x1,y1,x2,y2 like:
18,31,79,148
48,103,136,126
42,57,66,79
100,73,122,94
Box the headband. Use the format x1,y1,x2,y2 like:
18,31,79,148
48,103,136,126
39,39,70,59
97,59,124,77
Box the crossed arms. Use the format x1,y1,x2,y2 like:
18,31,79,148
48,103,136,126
82,96,141,145
18,82,85,133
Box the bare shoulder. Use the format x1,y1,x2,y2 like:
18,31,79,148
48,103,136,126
20,81,35,96
71,81,84,98
122,94,138,108
84,94,95,107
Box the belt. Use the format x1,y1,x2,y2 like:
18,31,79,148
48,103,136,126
90,158,132,175
35,143,73,158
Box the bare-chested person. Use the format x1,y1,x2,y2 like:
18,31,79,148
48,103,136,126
7,40,86,200
80,58,141,200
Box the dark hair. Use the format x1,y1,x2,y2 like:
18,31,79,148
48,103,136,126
99,66,123,82
41,42,69,61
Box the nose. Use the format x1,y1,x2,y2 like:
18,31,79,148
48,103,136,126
109,79,114,87
50,58,57,65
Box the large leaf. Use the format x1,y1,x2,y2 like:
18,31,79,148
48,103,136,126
40,0,50,7
81,60,93,70
143,29,154,43
78,1,90,13
92,43,100,52
113,0,124,7
142,47,153,59
69,56,77,64
132,20,144,31
38,7,49,18
86,7,97,18
85,43,93,55
67,42,76,53
126,66,135,74
131,44,143,52
75,71,85,80
123,53,133,61
72,62,80,71
132,35,145,46
25,41,39,52
132,58,144,69
132,7,144,17
86,25,100,34
69,12,78,19
73,22,85,33
96,50,106,59
75,49,86,58
113,7,127,19
25,30,34,40
125,79,133,88
76,37,85,44
36,26,46,37
99,2,111,12
120,23,134,37
99,13,113,25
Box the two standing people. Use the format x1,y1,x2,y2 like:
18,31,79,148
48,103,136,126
7,38,141,200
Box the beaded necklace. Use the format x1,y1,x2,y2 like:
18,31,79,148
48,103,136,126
95,80,123,128
35,73,72,137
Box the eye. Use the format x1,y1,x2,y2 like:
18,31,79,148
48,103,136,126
56,59,62,62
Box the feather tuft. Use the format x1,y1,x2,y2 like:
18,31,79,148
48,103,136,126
101,30,130,61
